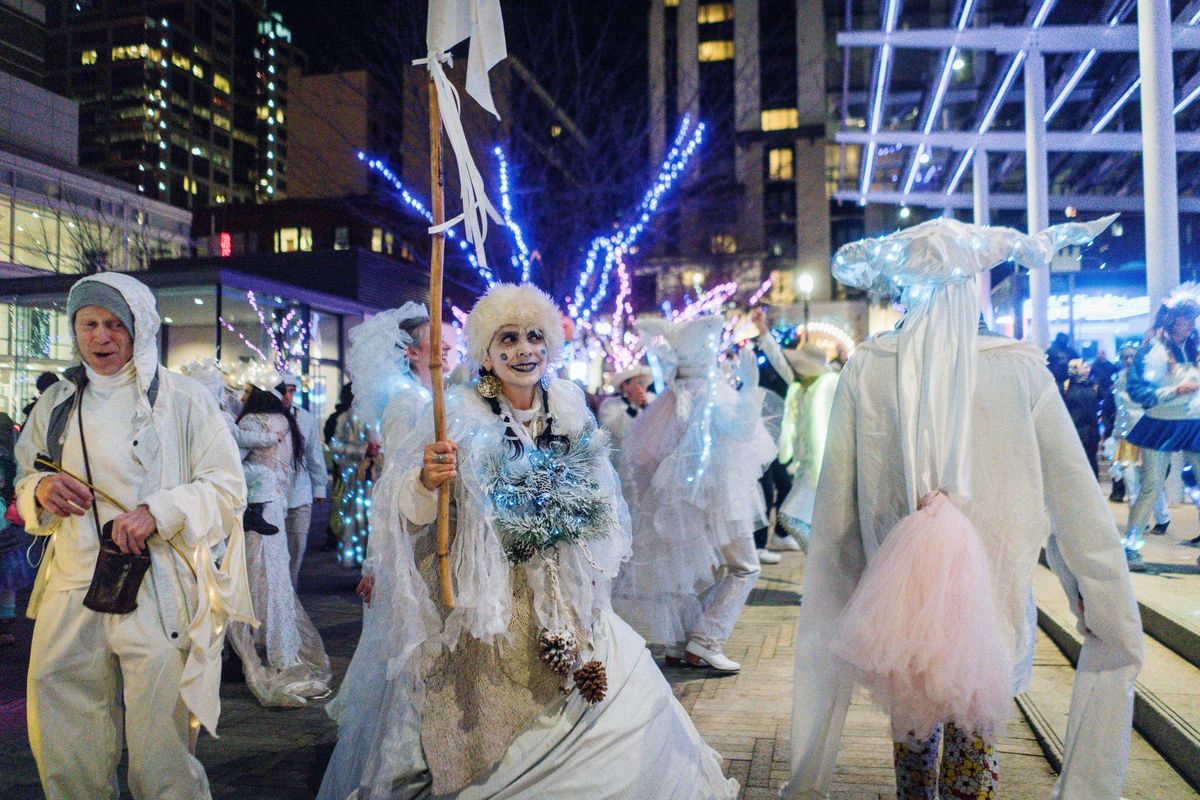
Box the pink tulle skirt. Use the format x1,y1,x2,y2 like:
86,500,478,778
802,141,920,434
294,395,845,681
829,493,1013,742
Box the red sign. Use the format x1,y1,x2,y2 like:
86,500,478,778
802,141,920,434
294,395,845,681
219,231,232,257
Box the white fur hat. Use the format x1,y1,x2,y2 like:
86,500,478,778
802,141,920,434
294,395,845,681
465,283,565,367
612,365,651,388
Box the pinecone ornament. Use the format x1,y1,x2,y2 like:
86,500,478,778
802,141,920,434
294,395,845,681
573,660,607,704
538,629,579,677
507,539,537,564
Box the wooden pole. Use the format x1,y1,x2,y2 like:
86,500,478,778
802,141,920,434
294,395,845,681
428,70,455,609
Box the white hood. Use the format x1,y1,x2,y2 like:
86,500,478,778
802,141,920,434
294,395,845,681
69,272,162,401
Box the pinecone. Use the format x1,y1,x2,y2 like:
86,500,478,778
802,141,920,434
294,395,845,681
507,539,537,564
573,660,607,704
538,629,579,677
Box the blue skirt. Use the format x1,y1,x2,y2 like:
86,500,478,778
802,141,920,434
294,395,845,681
1127,416,1200,453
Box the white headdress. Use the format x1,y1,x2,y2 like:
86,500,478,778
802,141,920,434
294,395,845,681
834,213,1117,507
465,283,564,368
178,358,228,404
637,315,724,379
347,301,431,425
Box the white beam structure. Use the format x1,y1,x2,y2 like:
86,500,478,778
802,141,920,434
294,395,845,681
836,130,1200,152
1025,51,1051,348
1140,0,1182,311
834,191,1200,214
837,23,1200,53
972,150,994,327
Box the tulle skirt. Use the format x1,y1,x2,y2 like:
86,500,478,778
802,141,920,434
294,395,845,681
829,493,1012,742
227,496,332,707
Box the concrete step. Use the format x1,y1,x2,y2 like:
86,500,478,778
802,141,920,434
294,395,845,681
1028,564,1200,797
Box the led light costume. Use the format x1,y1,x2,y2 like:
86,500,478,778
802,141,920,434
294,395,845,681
777,345,841,549
785,216,1143,800
612,315,776,670
317,284,734,799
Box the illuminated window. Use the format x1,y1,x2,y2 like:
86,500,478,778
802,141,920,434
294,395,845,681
257,105,270,120
371,227,383,253
112,43,151,61
275,227,312,253
710,234,737,254
550,124,562,138
664,0,679,6
698,40,734,62
213,73,231,94
171,52,191,70
191,63,204,79
182,176,198,194
768,147,794,180
214,194,227,204
698,3,733,23
81,49,98,65
213,113,231,131
761,108,799,131
275,108,284,123
334,226,350,251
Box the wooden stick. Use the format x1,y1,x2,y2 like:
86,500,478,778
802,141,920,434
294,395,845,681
428,69,455,609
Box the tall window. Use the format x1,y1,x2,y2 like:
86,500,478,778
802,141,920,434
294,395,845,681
334,226,349,250
768,147,794,180
761,108,799,131
275,227,312,253
80,49,98,65
698,40,734,62
371,227,383,253
698,2,733,23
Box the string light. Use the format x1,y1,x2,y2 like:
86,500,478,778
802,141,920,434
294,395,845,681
493,146,534,283
747,277,773,307
568,115,705,321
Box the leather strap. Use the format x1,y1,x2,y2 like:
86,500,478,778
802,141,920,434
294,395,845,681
75,390,105,542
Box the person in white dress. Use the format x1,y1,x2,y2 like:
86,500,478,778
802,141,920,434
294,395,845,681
785,215,1143,800
613,315,776,672
226,386,331,707
317,283,736,800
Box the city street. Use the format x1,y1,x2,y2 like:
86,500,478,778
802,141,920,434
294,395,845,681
3,495,1198,799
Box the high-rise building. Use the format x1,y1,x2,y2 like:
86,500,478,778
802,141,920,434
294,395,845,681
0,0,47,84
647,0,853,308
44,0,303,211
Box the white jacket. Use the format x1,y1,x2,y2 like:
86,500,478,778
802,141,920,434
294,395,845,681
787,333,1143,800
15,272,255,736
287,404,328,507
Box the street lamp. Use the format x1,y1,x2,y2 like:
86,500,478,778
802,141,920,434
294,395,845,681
796,272,814,342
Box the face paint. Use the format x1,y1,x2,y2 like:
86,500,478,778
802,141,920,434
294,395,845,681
485,325,548,392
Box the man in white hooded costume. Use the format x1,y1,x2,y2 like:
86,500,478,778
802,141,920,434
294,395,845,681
276,371,329,586
786,215,1144,800
16,272,254,799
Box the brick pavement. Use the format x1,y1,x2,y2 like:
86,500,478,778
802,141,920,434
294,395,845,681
1,537,1062,800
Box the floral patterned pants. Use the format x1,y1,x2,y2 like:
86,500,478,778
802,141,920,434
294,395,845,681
893,723,998,800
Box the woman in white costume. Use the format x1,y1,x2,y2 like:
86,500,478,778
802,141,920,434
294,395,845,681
777,345,839,550
613,315,776,672
317,283,735,800
226,386,331,707
785,215,1143,800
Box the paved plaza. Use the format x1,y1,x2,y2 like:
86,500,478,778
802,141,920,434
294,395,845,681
2,503,1198,799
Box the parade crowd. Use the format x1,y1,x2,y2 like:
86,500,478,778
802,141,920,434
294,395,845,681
1,213,1159,799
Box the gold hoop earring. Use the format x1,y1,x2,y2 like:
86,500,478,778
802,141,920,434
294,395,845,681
477,373,502,399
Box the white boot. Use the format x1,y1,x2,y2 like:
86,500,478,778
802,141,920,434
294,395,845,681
772,534,802,552
756,548,781,564
685,640,741,672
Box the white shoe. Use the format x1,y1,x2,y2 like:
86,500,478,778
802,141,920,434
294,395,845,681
757,548,782,565
685,640,741,672
772,534,802,552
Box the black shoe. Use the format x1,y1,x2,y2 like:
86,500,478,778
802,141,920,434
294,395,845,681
1109,479,1126,503
1152,521,1170,535
1183,536,1200,548
243,503,279,536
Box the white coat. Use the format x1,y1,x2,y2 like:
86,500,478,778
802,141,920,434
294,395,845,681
15,272,254,736
287,404,328,508
786,333,1144,800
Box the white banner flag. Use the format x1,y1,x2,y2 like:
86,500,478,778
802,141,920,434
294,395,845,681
426,0,506,119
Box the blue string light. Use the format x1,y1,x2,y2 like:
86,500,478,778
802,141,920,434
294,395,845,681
493,146,534,284
568,115,705,321
357,151,496,286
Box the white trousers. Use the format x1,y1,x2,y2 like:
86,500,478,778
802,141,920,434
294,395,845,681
688,534,761,649
27,585,209,800
1127,448,1200,540
286,503,313,587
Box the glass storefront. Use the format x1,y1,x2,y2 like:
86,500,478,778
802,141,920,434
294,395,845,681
0,277,358,422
